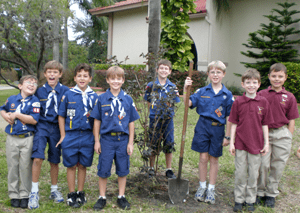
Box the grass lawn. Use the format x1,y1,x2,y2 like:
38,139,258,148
0,89,299,212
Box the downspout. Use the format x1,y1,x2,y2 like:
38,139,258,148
205,14,212,64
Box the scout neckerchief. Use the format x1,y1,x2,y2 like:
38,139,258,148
110,91,125,118
11,96,30,133
70,85,95,128
44,83,59,117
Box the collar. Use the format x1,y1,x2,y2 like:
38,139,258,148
206,83,229,94
267,86,287,94
154,78,171,87
16,93,32,102
72,85,94,94
106,89,126,101
242,92,260,102
44,82,62,94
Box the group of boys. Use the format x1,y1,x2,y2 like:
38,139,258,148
1,59,299,212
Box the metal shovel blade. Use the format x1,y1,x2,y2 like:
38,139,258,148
168,178,189,204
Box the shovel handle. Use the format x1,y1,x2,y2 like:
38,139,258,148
178,61,193,179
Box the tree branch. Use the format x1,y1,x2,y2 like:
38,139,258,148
0,61,19,89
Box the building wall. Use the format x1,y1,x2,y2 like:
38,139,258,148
112,7,148,64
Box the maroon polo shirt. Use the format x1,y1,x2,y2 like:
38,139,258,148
229,94,274,154
258,87,299,129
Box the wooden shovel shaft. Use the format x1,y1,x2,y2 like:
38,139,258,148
178,61,193,179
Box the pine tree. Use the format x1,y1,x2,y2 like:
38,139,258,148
241,2,300,88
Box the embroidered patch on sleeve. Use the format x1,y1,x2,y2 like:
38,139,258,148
61,95,65,102
32,102,40,107
33,108,40,113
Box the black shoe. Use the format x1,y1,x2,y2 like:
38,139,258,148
93,197,107,211
11,199,20,208
265,196,275,208
255,196,265,205
148,168,155,178
117,196,130,210
76,191,87,205
246,203,255,212
233,202,243,212
166,170,176,179
20,198,29,208
67,192,80,208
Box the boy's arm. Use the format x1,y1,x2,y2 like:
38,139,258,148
288,119,295,135
223,117,231,146
229,123,237,156
183,77,193,107
260,125,269,156
297,146,300,159
127,121,134,156
1,110,13,125
94,119,101,154
56,115,66,147
10,112,37,125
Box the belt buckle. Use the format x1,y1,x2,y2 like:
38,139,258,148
211,122,218,126
19,134,25,138
111,132,116,136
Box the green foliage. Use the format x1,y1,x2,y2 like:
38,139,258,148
282,62,300,102
241,2,300,89
67,41,89,70
0,69,18,83
225,83,244,96
168,70,208,95
160,0,197,72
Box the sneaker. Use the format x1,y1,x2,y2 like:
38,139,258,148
67,192,80,208
204,188,216,204
265,196,275,208
11,199,20,208
77,191,87,205
233,202,243,212
166,170,176,179
194,186,207,202
246,203,255,212
255,196,265,205
93,197,106,211
49,189,64,203
117,196,131,210
20,198,29,209
148,168,155,178
28,192,39,209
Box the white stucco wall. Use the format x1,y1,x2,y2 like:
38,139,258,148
112,7,148,64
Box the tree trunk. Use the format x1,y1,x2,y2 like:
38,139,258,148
148,0,161,78
62,16,68,70
53,18,60,62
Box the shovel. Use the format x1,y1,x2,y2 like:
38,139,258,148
168,61,193,204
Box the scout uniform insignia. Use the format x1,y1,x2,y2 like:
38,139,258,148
215,106,223,117
67,109,76,129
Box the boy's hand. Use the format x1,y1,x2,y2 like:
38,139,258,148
9,112,18,122
260,144,269,156
222,138,229,146
297,146,300,159
229,143,235,156
55,137,64,148
2,112,14,125
127,143,134,156
184,77,193,89
94,141,101,155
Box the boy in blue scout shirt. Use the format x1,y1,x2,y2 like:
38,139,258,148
56,63,98,208
28,61,69,209
184,60,233,204
91,66,140,211
144,59,180,178
0,75,40,209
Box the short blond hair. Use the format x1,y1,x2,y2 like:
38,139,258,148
43,60,63,73
106,66,125,79
207,60,226,73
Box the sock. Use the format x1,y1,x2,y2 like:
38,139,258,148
199,181,206,188
118,195,125,199
51,185,58,192
31,182,39,193
166,168,172,171
150,167,154,171
99,196,106,199
208,184,215,190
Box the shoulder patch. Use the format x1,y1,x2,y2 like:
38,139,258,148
32,102,40,107
61,95,65,102
132,102,137,111
195,88,200,94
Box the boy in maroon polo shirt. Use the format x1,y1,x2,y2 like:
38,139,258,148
256,63,299,208
229,69,273,212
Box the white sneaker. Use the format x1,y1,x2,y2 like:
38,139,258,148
28,192,39,209
49,189,64,203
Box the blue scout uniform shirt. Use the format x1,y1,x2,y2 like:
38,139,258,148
0,93,40,135
36,82,69,123
58,85,98,131
91,89,140,135
190,83,234,124
144,78,180,119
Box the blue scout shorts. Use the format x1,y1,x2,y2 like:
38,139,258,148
31,121,61,164
61,130,94,168
149,118,175,154
191,116,225,157
97,133,130,178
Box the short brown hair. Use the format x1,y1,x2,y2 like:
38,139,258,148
269,63,287,74
43,60,63,73
241,69,261,83
157,59,172,70
106,66,125,79
207,60,226,73
19,75,38,85
74,63,92,77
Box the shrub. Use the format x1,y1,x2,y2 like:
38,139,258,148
168,70,208,95
0,68,19,83
93,64,146,72
225,83,244,96
282,62,300,102
60,69,76,87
